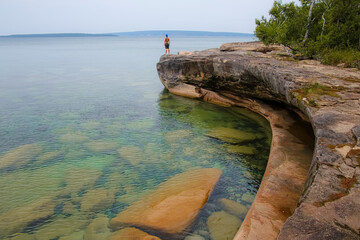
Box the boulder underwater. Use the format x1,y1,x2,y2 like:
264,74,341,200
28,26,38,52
109,227,161,240
207,211,242,240
0,144,42,170
110,168,222,234
0,197,55,238
206,127,262,144
80,188,115,212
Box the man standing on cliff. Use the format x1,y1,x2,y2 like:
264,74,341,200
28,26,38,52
164,34,170,54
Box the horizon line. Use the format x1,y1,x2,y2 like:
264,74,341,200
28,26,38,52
0,30,255,37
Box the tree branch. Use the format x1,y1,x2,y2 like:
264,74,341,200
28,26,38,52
303,0,316,45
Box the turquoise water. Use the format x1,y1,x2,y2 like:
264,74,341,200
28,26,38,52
0,36,270,240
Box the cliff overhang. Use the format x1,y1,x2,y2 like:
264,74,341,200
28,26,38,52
156,42,360,240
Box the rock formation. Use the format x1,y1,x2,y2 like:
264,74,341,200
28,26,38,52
109,227,161,240
80,188,115,212
207,211,242,240
157,42,360,239
0,144,42,170
0,197,55,238
110,168,222,234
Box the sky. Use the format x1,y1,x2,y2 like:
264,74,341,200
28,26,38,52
0,0,295,36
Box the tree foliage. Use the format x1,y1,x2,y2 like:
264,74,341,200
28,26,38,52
255,0,360,64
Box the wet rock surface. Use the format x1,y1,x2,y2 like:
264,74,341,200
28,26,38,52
157,42,360,239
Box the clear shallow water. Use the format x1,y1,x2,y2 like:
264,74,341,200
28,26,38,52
0,36,270,240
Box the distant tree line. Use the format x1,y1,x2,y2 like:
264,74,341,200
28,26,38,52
255,0,360,68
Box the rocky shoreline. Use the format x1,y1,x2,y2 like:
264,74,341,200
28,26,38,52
157,42,360,239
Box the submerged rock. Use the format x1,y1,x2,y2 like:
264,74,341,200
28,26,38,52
0,144,42,170
165,129,192,143
116,187,150,205
109,227,161,240
6,233,36,240
184,234,206,240
110,168,222,234
226,145,256,155
59,132,89,143
58,231,84,240
241,192,256,203
144,143,162,163
33,215,89,240
126,119,155,130
183,146,199,156
62,201,78,215
85,141,119,152
81,121,101,130
83,215,111,240
36,150,64,164
80,188,115,212
104,172,126,189
218,198,248,219
103,122,123,136
206,127,261,144
61,168,102,195
0,197,55,238
207,211,242,240
117,146,144,165
0,165,65,214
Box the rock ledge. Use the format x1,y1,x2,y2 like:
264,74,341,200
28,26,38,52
157,42,360,240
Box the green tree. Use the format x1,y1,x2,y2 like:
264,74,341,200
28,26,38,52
255,0,360,66
322,0,360,49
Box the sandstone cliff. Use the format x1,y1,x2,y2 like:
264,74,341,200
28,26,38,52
157,42,360,240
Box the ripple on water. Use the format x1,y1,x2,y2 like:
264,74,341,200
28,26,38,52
0,94,271,240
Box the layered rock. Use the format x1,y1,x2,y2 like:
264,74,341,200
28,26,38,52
110,168,222,234
157,42,360,239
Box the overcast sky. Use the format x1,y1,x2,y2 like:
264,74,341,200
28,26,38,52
0,0,295,36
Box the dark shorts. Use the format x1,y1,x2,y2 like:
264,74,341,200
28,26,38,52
165,43,170,49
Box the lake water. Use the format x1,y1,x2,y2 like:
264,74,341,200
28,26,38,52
0,36,271,240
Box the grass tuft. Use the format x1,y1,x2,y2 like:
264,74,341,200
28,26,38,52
321,49,360,69
291,82,343,107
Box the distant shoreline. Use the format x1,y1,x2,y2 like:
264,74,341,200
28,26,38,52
0,30,255,38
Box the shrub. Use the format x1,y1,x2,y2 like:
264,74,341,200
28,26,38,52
321,49,360,69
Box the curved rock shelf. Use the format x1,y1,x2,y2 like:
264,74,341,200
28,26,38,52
156,42,360,240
